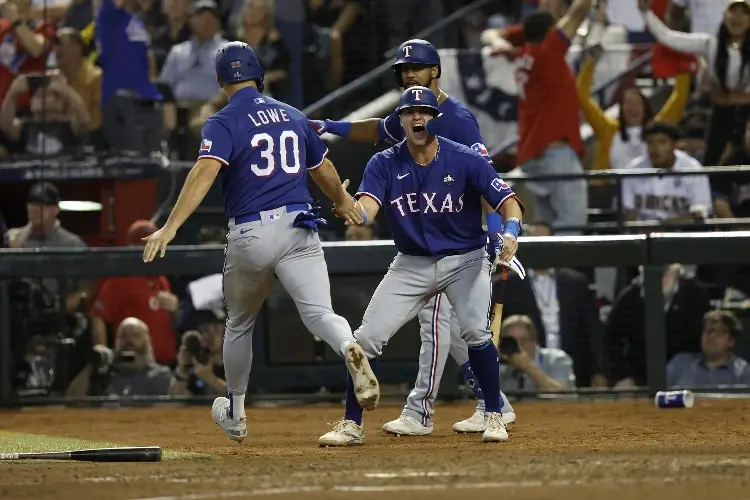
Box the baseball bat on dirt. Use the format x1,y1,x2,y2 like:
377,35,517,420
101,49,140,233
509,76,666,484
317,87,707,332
0,446,162,462
490,266,509,348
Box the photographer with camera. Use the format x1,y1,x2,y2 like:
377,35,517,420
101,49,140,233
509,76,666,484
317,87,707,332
66,317,172,397
498,315,577,393
0,70,90,155
169,310,226,396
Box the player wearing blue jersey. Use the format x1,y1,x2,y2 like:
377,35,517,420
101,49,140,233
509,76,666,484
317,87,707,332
312,39,518,435
141,42,380,443
319,87,524,446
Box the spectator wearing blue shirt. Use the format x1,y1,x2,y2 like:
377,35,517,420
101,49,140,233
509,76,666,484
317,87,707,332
96,0,164,153
159,0,227,103
95,0,161,105
668,310,750,389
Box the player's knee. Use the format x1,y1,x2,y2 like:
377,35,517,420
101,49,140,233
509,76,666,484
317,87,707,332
462,327,492,347
224,317,254,342
353,330,381,359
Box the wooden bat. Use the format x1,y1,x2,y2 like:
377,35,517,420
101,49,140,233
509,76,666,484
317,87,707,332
0,446,162,462
490,266,509,348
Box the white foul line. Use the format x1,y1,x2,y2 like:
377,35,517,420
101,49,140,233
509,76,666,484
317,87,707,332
128,476,723,500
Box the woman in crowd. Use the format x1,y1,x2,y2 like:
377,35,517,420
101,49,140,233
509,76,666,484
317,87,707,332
576,46,690,170
236,0,290,98
197,0,290,121
638,0,750,166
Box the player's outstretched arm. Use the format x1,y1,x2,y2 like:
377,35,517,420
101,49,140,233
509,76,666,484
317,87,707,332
557,0,592,40
142,158,222,262
310,118,382,143
356,195,380,226
497,197,524,264
308,158,364,225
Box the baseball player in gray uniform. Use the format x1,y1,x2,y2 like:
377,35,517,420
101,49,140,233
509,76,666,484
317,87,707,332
319,87,525,446
142,42,380,442
311,39,518,436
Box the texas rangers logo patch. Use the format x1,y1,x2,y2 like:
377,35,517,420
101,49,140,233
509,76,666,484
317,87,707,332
443,174,455,184
471,142,490,158
491,177,509,192
200,139,212,153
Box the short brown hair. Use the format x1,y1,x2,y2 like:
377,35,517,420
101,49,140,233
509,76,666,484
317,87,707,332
703,310,742,338
500,314,537,339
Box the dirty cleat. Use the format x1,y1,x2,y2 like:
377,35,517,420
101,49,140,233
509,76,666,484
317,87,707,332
481,412,508,442
211,397,247,442
382,413,434,436
453,410,485,433
344,342,380,411
453,410,516,433
319,419,365,447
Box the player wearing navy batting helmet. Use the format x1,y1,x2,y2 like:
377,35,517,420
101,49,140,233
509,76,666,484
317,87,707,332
319,87,525,446
143,41,380,444
311,39,520,438
214,41,266,91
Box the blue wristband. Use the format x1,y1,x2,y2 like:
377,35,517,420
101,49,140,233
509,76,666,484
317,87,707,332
360,204,368,225
504,219,521,239
326,120,352,137
486,212,503,234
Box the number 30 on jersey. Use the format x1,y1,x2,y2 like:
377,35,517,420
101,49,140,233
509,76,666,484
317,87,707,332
250,130,301,177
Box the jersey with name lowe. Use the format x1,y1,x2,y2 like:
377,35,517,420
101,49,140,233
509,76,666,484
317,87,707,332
381,96,493,163
198,86,328,217
357,137,518,257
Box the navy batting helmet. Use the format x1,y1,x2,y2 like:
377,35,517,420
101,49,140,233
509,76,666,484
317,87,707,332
392,39,441,88
215,41,265,92
396,86,440,116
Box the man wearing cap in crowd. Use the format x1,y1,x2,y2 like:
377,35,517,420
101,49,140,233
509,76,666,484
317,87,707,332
7,182,86,250
90,219,179,365
158,0,227,150
6,182,94,312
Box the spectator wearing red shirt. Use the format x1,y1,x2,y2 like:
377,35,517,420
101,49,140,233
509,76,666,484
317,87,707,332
481,0,570,53
513,0,591,235
91,220,179,365
0,0,55,108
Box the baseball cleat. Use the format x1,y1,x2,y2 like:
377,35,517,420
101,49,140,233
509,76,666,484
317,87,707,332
453,410,516,433
319,419,364,447
382,413,434,436
344,342,380,411
211,397,247,442
482,412,509,442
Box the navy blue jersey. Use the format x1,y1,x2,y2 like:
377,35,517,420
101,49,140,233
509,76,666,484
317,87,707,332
381,96,492,163
95,0,162,106
357,138,517,257
198,87,328,217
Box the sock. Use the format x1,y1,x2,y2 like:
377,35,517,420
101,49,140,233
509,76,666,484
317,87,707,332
467,341,502,413
228,392,245,420
459,361,485,401
344,357,378,426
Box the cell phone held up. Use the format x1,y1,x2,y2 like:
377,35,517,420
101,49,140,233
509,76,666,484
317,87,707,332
498,336,521,360
26,74,51,95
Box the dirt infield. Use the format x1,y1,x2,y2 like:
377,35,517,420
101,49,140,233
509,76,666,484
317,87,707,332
1,398,750,500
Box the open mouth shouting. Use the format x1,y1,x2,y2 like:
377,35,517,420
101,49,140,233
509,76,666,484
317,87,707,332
411,122,427,141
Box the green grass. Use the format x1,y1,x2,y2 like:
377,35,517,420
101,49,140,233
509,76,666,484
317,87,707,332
0,430,210,460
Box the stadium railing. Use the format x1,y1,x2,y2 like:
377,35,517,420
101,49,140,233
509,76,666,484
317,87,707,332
504,164,750,232
2,231,750,408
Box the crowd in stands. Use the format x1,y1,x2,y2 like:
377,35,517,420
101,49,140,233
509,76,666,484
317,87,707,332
0,0,412,159
2,0,750,400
